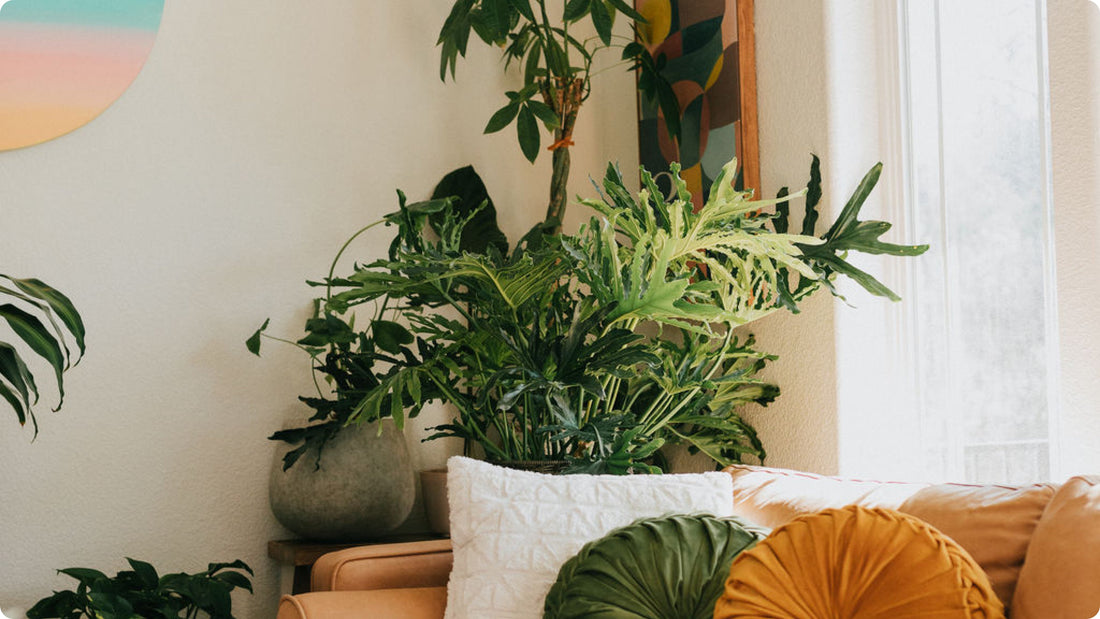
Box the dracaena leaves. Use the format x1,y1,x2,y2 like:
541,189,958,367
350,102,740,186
0,274,85,432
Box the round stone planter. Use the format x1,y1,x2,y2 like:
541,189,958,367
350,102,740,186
269,420,414,541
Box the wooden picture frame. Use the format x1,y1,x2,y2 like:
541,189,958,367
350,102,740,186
635,0,759,208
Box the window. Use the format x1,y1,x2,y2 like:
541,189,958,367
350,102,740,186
892,0,1058,484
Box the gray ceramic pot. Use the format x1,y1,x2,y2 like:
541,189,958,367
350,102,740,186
269,420,414,540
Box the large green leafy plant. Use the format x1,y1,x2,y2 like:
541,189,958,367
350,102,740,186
248,167,504,471
439,0,677,232
27,558,252,619
0,275,85,432
254,155,926,474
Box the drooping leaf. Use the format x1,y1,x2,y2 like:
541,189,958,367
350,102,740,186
7,276,86,358
563,0,591,21
0,304,65,407
516,106,540,162
589,0,612,45
430,165,509,255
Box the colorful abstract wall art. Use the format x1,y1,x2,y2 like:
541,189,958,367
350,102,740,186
0,0,164,151
635,0,758,210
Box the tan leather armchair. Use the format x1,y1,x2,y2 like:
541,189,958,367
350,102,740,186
276,539,452,619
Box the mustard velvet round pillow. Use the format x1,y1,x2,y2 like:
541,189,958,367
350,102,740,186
713,505,1005,619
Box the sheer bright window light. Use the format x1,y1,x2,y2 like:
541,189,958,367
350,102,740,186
894,0,1059,484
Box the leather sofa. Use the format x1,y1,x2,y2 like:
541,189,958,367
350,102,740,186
276,465,1100,619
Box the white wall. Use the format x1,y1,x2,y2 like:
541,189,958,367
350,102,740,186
1047,0,1100,478
740,0,840,474
0,1,637,616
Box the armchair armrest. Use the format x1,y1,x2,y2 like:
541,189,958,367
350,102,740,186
277,588,447,619
311,538,453,592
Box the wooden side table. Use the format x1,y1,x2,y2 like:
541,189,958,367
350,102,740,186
268,536,443,595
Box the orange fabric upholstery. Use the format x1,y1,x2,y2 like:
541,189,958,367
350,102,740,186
722,464,929,528
722,463,1058,611
276,588,447,619
310,539,452,592
713,506,1005,619
1011,475,1100,619
899,482,1055,610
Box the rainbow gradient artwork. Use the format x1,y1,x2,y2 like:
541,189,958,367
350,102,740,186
0,0,164,150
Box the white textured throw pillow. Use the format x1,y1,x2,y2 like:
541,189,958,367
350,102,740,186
443,456,734,619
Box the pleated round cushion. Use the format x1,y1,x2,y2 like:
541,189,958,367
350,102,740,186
713,505,1005,619
544,514,769,619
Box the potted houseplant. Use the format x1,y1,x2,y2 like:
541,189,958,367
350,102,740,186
249,260,419,539
0,274,85,432
27,558,252,619
254,154,925,475
247,187,503,539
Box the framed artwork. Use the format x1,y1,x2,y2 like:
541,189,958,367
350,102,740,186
0,0,165,151
635,0,759,209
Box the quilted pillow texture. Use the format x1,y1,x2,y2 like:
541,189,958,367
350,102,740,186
713,506,1005,619
544,514,769,619
444,457,734,619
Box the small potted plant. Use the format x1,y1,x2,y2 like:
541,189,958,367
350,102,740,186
246,182,506,539
27,558,252,619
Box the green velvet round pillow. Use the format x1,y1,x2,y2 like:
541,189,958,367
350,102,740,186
544,514,769,619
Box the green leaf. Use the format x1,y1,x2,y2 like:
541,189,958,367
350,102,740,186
125,558,158,590
373,320,414,354
212,570,253,592
516,106,540,163
527,100,561,130
8,276,86,358
589,0,612,45
605,0,645,21
0,303,66,408
245,318,269,356
430,165,510,255
0,381,27,427
480,0,512,43
58,567,109,584
523,38,543,85
403,198,451,215
509,0,535,21
563,0,591,21
802,154,822,235
542,30,570,76
438,0,476,80
816,255,901,301
484,101,521,134
774,187,790,234
824,162,882,242
0,342,37,410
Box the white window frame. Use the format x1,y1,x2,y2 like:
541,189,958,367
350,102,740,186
870,0,1062,483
